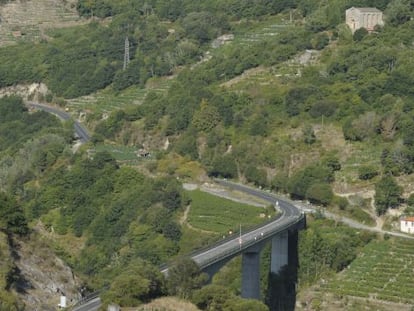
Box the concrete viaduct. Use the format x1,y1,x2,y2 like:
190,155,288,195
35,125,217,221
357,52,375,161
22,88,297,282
163,180,306,299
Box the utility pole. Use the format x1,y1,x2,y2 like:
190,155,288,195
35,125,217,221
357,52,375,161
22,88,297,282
239,223,242,250
123,36,130,70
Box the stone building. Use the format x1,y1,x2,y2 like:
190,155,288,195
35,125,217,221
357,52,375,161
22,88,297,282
401,217,414,234
345,7,384,33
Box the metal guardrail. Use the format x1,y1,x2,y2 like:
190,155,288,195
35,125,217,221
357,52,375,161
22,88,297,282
195,214,304,270
159,213,284,272
160,181,306,272
161,212,305,272
72,286,109,308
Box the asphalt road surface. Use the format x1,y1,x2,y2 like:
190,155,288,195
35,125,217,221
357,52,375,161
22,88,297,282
27,102,90,142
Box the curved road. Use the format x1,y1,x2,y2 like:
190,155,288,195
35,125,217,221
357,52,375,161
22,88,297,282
186,180,304,271
73,181,304,311
27,102,90,143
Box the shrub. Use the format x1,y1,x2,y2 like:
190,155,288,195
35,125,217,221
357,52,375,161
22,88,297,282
244,165,268,188
208,155,238,179
333,196,349,210
306,183,333,206
358,165,379,180
353,27,368,41
309,100,337,118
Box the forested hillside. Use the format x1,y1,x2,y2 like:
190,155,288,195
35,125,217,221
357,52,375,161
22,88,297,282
1,0,414,310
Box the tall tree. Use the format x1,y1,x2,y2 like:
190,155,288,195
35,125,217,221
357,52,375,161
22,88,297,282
374,175,402,215
166,257,208,299
0,193,29,235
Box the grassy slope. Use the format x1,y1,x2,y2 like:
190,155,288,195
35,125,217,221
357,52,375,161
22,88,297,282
185,189,270,234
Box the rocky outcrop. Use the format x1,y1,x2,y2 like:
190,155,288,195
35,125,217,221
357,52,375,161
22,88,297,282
11,228,82,310
0,83,48,102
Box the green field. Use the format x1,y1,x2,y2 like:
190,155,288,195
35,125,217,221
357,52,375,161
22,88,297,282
186,189,272,234
319,238,414,304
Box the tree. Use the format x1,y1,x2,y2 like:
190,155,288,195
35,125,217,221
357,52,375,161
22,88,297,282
374,175,402,215
379,112,399,141
287,165,334,199
407,193,414,207
385,0,412,26
101,259,165,307
209,154,238,179
358,165,379,180
342,112,379,141
353,27,368,42
112,58,143,91
321,154,341,172
302,124,316,145
306,183,333,206
174,130,199,160
244,165,268,188
285,86,317,117
192,284,233,311
311,32,330,50
0,193,29,235
309,100,336,118
305,7,330,32
380,146,412,175
192,99,221,133
181,11,224,44
166,257,208,299
0,96,26,123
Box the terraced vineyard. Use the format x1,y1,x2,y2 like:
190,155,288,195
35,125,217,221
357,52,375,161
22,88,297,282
217,17,317,90
0,0,80,46
67,77,173,114
320,238,414,305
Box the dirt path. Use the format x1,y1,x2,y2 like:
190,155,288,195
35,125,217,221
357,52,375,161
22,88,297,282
179,204,215,234
335,189,385,230
179,205,190,225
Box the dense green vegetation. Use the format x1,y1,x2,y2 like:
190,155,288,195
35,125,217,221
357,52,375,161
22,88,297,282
1,0,414,309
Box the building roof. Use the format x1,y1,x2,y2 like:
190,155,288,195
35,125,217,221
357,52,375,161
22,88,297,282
402,217,414,222
347,7,382,13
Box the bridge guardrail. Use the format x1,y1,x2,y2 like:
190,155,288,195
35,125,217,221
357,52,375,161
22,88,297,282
159,213,284,272
196,214,304,269
72,286,109,308
161,182,304,272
